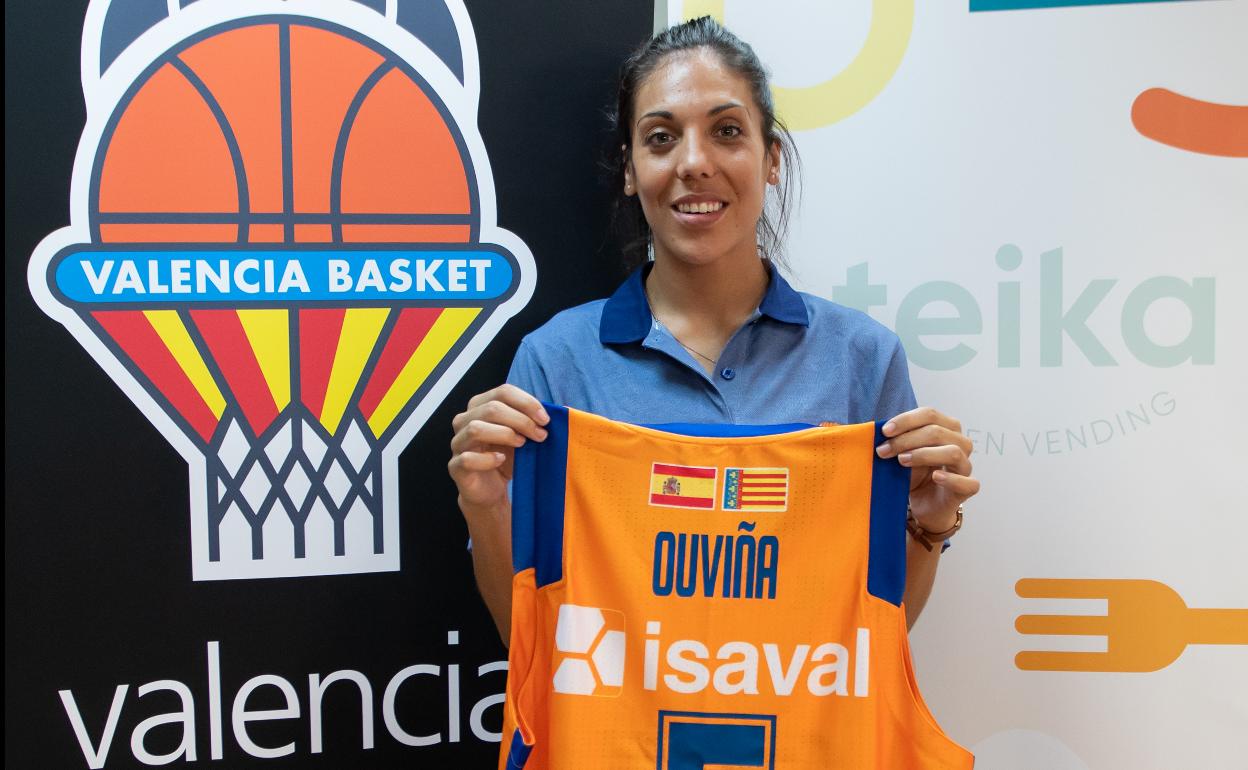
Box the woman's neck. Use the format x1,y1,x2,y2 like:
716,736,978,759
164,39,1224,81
645,253,769,332
644,251,770,373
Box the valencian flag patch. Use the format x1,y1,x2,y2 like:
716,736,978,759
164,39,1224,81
723,467,790,512
648,463,717,509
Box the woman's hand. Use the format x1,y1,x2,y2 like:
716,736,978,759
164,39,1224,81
450,385,548,643
875,406,980,533
449,384,550,512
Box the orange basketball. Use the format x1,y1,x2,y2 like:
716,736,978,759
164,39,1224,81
93,18,475,246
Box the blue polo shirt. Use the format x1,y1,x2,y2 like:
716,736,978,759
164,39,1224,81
506,263,917,425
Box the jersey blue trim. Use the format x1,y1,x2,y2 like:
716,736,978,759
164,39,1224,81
505,729,532,769
512,404,569,587
641,422,813,437
867,420,908,607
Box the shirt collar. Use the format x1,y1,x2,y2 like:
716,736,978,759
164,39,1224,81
599,261,809,345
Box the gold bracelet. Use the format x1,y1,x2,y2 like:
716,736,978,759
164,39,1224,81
906,505,963,552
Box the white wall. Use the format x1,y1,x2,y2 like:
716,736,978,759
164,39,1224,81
667,2,1247,767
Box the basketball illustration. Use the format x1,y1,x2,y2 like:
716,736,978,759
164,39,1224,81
94,19,475,245
28,0,534,581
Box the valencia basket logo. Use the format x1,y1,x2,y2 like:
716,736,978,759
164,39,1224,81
27,0,534,580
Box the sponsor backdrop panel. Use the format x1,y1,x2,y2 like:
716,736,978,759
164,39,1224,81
665,1,1247,769
8,0,1245,768
6,0,650,767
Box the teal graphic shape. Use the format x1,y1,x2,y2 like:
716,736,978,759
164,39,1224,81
971,0,1196,10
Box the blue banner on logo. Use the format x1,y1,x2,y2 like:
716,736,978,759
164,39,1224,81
53,247,515,304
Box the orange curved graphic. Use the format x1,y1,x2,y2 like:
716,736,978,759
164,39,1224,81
1131,88,1248,158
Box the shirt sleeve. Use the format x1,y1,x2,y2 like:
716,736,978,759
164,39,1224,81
505,338,555,402
873,334,918,421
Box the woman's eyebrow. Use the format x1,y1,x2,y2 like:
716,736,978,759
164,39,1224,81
638,102,745,125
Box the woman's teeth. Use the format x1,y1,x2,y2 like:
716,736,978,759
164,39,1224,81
676,201,724,214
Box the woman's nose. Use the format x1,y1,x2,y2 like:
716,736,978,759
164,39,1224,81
675,133,714,180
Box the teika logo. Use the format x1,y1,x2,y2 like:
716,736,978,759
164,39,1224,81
830,245,1214,371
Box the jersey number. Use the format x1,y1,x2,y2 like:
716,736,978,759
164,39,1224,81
656,711,776,770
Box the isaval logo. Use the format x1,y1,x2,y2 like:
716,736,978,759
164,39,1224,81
552,604,627,697
550,610,871,700
26,0,535,580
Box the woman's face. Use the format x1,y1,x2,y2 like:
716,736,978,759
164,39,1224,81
625,49,780,269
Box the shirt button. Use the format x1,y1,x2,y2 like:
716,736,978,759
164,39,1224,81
720,368,736,380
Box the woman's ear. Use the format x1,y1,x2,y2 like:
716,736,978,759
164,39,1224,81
623,146,636,195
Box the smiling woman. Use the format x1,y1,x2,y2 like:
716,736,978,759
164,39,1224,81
610,19,799,273
447,15,980,768
626,50,777,272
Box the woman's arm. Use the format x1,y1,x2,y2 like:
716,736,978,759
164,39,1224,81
463,496,516,642
903,536,943,629
875,406,980,629
448,385,549,644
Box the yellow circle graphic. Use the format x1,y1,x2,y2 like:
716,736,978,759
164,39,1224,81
683,0,914,130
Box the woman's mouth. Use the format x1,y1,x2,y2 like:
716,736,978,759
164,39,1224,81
674,201,724,214
671,200,728,225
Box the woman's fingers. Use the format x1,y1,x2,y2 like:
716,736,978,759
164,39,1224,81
930,469,981,498
450,420,523,455
448,450,507,478
881,407,982,530
449,385,547,512
897,445,972,475
882,406,960,438
877,422,972,458
453,395,548,444
463,385,549,428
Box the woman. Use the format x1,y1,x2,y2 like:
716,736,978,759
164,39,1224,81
449,17,979,643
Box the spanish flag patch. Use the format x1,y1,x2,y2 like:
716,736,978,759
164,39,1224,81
648,463,717,509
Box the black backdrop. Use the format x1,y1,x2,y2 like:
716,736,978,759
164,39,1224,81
5,1,652,766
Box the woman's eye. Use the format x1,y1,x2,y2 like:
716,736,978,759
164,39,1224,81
646,131,674,146
717,124,742,138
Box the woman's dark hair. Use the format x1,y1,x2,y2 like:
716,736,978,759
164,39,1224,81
606,16,801,269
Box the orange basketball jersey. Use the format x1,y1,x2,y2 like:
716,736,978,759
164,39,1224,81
500,405,973,769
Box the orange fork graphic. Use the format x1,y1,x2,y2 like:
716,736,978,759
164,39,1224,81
1015,579,1248,672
